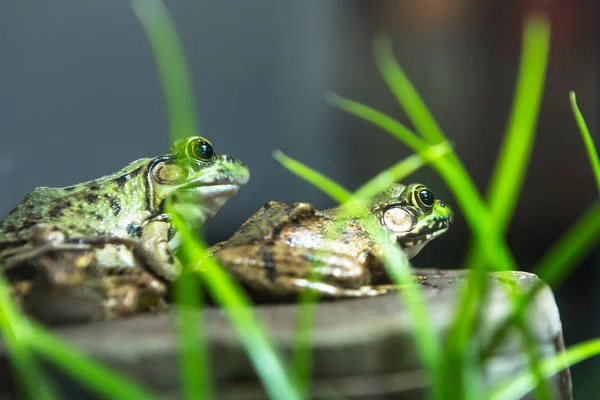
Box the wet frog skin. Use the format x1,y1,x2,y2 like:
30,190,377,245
0,136,249,322
211,183,453,297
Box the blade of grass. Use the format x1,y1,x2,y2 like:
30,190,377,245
372,34,472,196
338,142,453,224
465,15,550,270
570,91,600,193
449,15,549,400
344,32,550,399
174,274,212,400
373,34,446,145
0,277,58,400
132,1,211,398
274,152,444,399
286,143,452,396
489,338,600,400
328,95,517,272
353,142,452,200
282,143,451,397
326,92,427,151
24,322,157,400
273,150,352,203
292,277,320,398
131,0,200,142
515,318,553,400
328,97,520,400
481,201,600,361
482,94,600,361
169,212,302,400
374,224,444,398
535,202,600,284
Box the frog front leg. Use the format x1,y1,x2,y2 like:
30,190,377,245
214,244,418,297
101,268,168,320
139,218,182,281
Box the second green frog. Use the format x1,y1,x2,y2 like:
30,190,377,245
211,183,453,297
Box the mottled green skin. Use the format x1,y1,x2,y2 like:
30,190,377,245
0,158,155,241
0,136,250,279
211,183,453,298
0,141,249,245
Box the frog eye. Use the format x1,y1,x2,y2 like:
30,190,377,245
413,186,435,210
187,137,215,162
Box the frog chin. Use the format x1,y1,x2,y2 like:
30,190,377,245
397,227,449,259
402,242,428,259
171,184,241,227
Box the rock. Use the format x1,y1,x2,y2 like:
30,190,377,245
0,269,571,399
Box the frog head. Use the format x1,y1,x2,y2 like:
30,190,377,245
149,136,250,227
372,183,453,259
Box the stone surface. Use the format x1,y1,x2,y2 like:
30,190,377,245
0,269,571,399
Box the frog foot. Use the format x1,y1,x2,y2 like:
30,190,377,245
102,268,169,320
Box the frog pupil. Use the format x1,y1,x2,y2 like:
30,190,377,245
194,140,214,161
418,188,434,207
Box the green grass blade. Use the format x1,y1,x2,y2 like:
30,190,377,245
0,277,59,400
374,226,443,397
489,338,600,400
336,42,536,399
535,202,600,284
131,0,200,142
273,150,352,203
25,322,157,400
353,142,452,200
326,93,428,151
480,203,600,367
132,1,210,397
373,35,446,145
466,15,550,269
174,274,212,400
481,91,600,367
515,319,552,400
169,212,302,400
330,95,517,272
570,91,600,193
292,284,319,397
274,151,443,399
281,144,451,397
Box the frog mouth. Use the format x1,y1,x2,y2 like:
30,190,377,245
397,222,451,247
179,184,241,201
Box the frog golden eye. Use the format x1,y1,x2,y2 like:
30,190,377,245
414,186,435,209
187,138,215,162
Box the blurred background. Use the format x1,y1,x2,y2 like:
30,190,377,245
0,0,597,397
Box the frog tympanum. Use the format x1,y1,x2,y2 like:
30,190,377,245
0,136,249,323
210,183,453,298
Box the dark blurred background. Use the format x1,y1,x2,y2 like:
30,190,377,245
0,0,597,397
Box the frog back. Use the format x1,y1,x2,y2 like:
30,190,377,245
0,158,154,242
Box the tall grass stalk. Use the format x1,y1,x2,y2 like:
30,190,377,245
465,16,550,269
482,92,600,365
169,212,302,400
0,276,58,400
275,147,452,399
131,0,200,142
569,91,600,193
490,338,600,400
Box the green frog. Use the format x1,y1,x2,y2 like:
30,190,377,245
210,183,453,297
0,136,249,323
